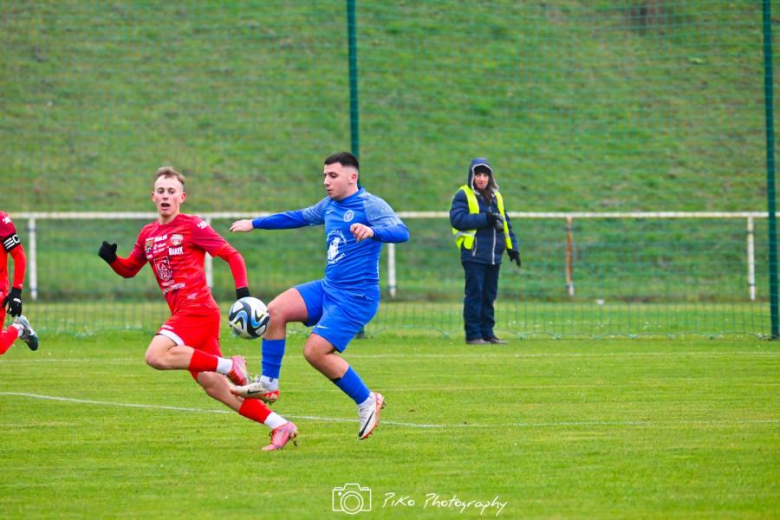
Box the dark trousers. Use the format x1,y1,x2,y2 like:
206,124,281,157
462,261,500,340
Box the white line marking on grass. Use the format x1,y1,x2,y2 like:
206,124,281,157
1,392,778,430
0,358,139,364
347,351,780,360
0,392,234,415
512,419,780,428
0,392,410,426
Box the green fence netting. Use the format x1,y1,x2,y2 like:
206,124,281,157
1,1,775,337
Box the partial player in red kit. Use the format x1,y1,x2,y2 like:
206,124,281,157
0,211,39,355
98,167,297,451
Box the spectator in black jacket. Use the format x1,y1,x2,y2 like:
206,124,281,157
450,158,520,344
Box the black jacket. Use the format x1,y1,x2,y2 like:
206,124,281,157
449,158,518,265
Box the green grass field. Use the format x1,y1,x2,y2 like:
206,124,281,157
2,4,776,516
1,332,777,518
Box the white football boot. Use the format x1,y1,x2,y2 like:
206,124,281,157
357,392,385,440
230,376,280,404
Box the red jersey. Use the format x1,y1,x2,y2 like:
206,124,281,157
110,214,247,315
0,211,26,294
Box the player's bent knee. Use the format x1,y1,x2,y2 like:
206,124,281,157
144,352,168,370
303,344,327,366
144,348,176,370
266,299,290,324
145,335,177,370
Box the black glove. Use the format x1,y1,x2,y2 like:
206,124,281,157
98,241,118,264
236,287,250,299
3,287,22,317
486,212,504,232
508,249,522,268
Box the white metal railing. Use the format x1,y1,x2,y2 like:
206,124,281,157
389,211,767,301
15,211,772,301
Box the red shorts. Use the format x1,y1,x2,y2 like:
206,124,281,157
157,309,221,380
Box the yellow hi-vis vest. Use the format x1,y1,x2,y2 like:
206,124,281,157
452,185,513,250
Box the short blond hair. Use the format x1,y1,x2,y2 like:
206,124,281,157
155,166,186,190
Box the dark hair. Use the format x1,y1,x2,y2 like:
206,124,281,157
324,151,359,171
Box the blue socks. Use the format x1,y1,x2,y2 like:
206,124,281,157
332,366,371,405
263,339,369,405
261,338,286,379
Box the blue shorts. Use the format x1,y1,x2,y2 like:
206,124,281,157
295,279,380,352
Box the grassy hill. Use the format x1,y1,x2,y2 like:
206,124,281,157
0,1,772,213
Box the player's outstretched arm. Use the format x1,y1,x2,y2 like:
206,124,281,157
230,220,254,233
232,215,308,232
98,240,145,278
242,209,321,232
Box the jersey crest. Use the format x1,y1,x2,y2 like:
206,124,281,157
154,257,173,281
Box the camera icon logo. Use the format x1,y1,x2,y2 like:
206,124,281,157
332,483,372,515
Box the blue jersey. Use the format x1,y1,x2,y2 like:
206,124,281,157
252,188,409,290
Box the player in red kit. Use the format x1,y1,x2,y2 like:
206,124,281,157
98,167,297,451
0,211,39,355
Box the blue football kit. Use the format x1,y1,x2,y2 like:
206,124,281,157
252,187,409,350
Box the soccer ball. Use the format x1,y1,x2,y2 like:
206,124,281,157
228,296,270,339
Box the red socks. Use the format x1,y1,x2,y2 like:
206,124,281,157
187,349,219,373
239,399,272,424
0,326,19,355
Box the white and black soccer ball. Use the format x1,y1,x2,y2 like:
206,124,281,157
228,296,270,339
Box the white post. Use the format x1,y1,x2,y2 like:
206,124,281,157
204,217,213,288
387,243,397,298
565,215,575,297
27,218,38,301
747,216,756,301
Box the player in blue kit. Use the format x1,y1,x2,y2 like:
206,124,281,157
229,152,409,440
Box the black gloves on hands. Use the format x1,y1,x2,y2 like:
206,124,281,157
236,287,251,299
3,287,22,317
98,241,118,264
486,212,504,232
508,249,522,268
